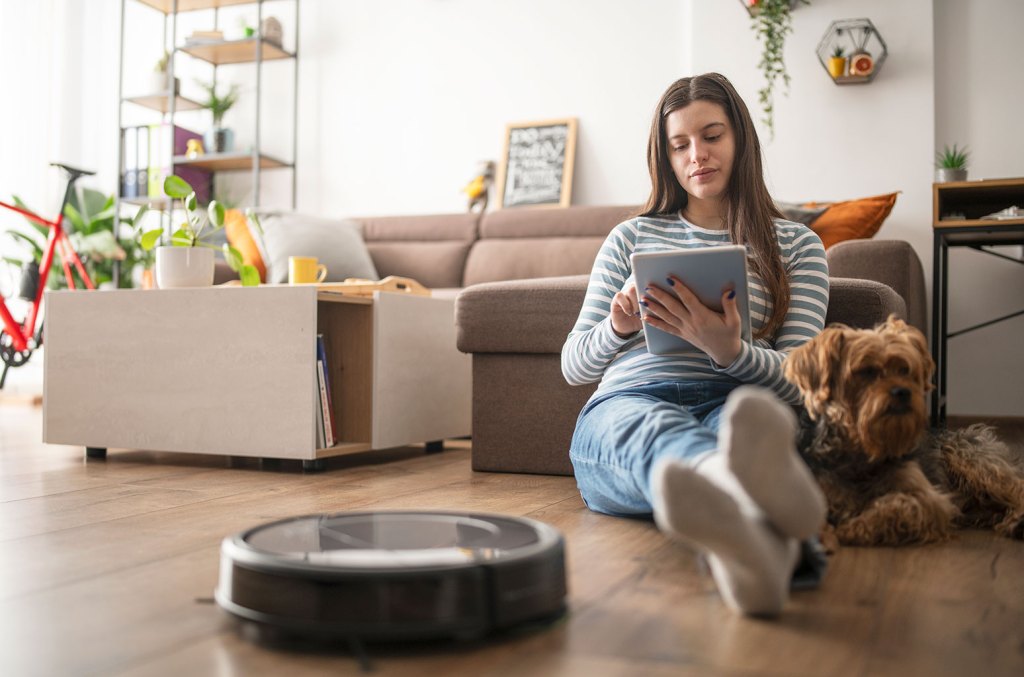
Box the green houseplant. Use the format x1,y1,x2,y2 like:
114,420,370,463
3,189,153,290
748,0,809,140
196,79,240,153
140,174,260,287
935,144,969,182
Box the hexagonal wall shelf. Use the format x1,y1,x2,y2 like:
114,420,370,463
816,18,888,85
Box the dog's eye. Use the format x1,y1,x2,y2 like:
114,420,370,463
855,366,881,379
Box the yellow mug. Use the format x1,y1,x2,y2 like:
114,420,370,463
288,256,328,284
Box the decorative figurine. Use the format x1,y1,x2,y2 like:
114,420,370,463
462,161,495,213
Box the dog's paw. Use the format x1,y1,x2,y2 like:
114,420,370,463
819,524,840,554
995,512,1024,540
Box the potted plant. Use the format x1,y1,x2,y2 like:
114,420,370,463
3,190,153,290
196,79,240,153
827,45,846,79
140,175,261,288
149,50,179,94
748,0,809,140
935,144,969,183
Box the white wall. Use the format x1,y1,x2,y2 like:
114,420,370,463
288,0,688,216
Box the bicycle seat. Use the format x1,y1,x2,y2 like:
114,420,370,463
50,162,96,180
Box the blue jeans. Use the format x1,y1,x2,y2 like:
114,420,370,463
569,380,740,517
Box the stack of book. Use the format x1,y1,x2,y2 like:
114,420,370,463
185,30,225,44
314,334,338,449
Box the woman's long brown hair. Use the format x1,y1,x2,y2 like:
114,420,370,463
639,72,789,340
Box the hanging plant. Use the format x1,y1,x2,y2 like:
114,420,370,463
749,0,808,140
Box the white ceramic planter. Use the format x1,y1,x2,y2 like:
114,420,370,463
155,247,215,289
935,168,967,183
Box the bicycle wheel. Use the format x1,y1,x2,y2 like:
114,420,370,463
0,330,32,369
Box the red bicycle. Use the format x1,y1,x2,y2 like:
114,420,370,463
1,163,97,388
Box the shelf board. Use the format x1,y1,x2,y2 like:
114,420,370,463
179,39,293,65
934,218,1024,229
173,151,292,171
119,195,173,207
829,74,876,85
134,0,256,14
123,93,204,113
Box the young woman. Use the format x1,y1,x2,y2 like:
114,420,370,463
561,73,829,617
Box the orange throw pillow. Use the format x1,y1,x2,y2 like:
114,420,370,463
804,192,899,249
224,209,267,282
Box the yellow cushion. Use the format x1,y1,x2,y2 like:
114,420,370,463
803,192,899,249
224,209,267,282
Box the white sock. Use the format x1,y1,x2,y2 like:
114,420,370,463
719,386,826,539
651,456,800,617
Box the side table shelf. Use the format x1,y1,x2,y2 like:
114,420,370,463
930,177,1024,425
42,286,471,464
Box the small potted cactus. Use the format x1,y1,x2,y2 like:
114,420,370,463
827,45,847,79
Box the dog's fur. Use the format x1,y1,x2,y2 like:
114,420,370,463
784,316,1024,548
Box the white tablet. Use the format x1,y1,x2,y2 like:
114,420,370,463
630,245,751,355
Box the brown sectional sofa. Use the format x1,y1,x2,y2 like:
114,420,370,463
236,205,926,476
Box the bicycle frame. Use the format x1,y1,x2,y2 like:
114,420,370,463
0,197,95,353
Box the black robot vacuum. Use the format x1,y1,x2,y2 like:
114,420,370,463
215,511,567,641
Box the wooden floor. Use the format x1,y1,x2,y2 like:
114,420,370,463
2,405,1023,677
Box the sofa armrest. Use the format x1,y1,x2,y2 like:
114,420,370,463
826,239,926,333
826,278,907,329
456,275,588,354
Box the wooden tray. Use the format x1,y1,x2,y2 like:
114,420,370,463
317,276,430,298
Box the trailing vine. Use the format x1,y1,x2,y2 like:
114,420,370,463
750,0,807,140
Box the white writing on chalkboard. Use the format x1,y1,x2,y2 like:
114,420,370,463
503,124,569,207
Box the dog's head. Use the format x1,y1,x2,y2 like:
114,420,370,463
784,315,934,461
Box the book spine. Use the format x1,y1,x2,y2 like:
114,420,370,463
316,335,338,442
314,363,325,449
123,127,137,198
317,358,333,447
147,123,161,198
136,125,149,200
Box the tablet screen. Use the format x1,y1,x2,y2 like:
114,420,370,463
630,245,751,355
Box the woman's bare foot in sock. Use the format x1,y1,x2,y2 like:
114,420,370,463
652,457,800,617
719,387,826,539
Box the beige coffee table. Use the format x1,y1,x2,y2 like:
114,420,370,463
42,285,471,471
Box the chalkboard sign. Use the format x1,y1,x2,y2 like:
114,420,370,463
496,118,578,209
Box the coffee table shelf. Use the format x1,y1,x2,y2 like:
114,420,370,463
43,286,471,465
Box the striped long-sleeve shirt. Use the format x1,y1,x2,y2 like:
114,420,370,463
560,213,829,406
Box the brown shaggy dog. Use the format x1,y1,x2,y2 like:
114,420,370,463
784,316,1024,548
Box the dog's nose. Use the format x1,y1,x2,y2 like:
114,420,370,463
890,387,912,407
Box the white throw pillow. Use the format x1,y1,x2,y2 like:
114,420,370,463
254,212,379,284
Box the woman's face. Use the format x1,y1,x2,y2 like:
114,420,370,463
665,100,735,206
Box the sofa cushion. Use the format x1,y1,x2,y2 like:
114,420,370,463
825,278,907,329
357,213,478,288
808,192,899,248
366,241,472,289
258,213,379,284
827,239,925,332
224,208,266,282
480,205,637,239
358,213,478,242
456,275,588,354
463,237,606,286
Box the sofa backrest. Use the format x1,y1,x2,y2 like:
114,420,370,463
462,205,638,287
357,213,479,289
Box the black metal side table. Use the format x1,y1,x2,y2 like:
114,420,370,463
931,178,1024,426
